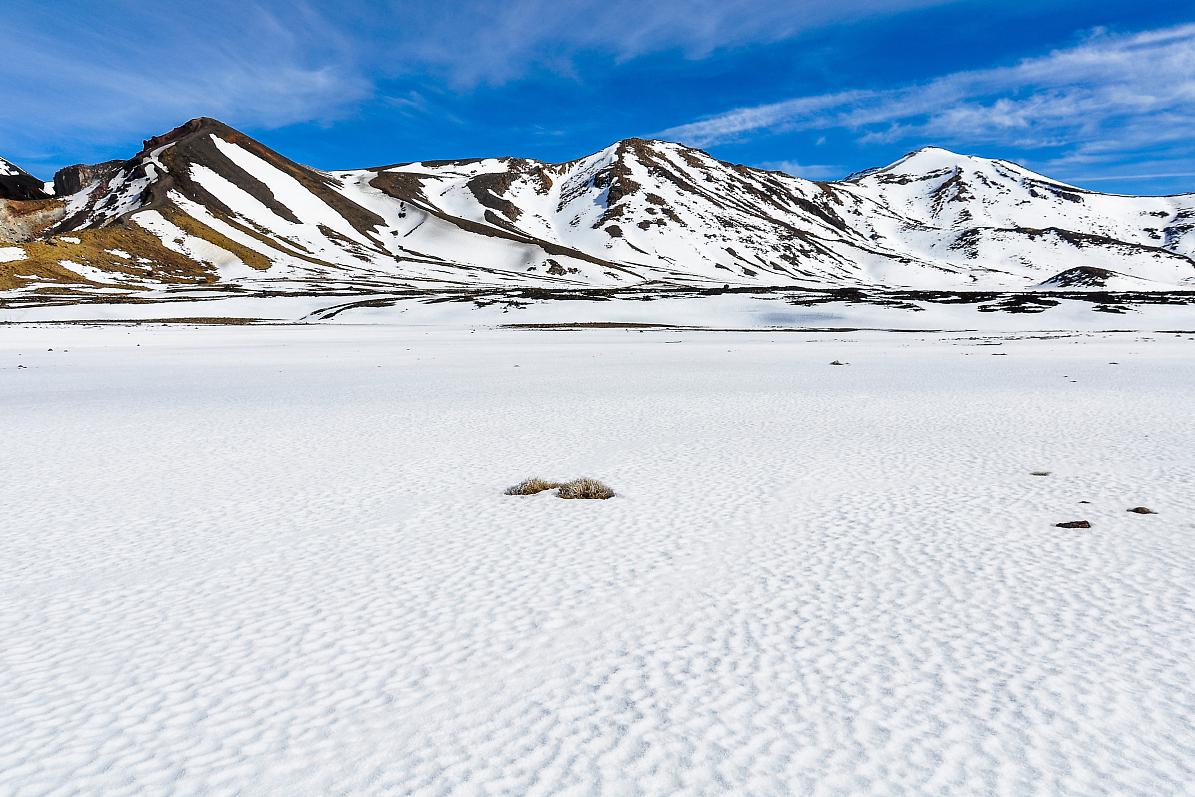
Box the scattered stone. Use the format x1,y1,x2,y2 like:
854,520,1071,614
1078,500,1091,504
1030,471,1051,476
829,360,847,366
1127,506,1157,514
1056,520,1091,529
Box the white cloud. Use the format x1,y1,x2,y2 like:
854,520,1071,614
658,23,1195,172
756,160,843,179
384,0,960,86
1070,171,1195,182
0,1,370,162
0,0,962,161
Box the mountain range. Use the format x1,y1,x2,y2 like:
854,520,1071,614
2,117,1193,294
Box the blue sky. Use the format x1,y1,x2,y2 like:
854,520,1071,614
3,1,1194,194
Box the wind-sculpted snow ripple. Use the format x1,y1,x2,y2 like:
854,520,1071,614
1,325,1194,795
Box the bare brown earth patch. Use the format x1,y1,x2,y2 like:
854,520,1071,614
1,198,66,242
0,316,263,326
0,225,212,290
467,172,523,221
503,321,688,329
165,209,272,270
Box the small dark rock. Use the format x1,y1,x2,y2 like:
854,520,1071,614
1127,506,1157,515
829,360,847,366
1030,471,1051,476
1056,520,1092,529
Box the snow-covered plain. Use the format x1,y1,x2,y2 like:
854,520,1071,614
3,322,1195,796
4,289,1195,332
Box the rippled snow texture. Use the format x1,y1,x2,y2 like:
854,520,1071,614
2,325,1194,795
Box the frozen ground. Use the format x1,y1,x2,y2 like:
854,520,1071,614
2,322,1195,795
3,288,1195,332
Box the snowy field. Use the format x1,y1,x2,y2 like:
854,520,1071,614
3,322,1195,795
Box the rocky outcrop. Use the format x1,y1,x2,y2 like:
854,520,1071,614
0,157,50,200
0,197,65,242
53,160,123,196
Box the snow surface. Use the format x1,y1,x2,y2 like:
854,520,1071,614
57,259,135,286
2,323,1194,795
0,246,25,263
3,290,1195,332
133,208,247,276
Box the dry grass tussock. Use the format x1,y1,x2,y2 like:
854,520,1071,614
504,478,563,496
504,477,615,500
557,478,615,500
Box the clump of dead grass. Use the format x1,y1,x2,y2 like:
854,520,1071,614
504,477,563,496
556,478,615,500
504,476,615,499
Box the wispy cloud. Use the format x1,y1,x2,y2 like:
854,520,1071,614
0,0,959,169
756,160,843,179
659,23,1195,177
0,1,370,167
10,0,1185,192
383,0,960,86
1069,171,1195,182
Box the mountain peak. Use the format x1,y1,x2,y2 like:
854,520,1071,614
846,145,1076,192
141,117,242,153
0,155,52,200
606,137,673,158
605,137,699,157
880,146,987,176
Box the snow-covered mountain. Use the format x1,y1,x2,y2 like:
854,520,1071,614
2,117,1194,293
0,156,51,201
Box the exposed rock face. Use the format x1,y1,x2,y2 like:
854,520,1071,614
53,160,123,196
1038,266,1117,288
0,157,51,200
0,197,65,242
